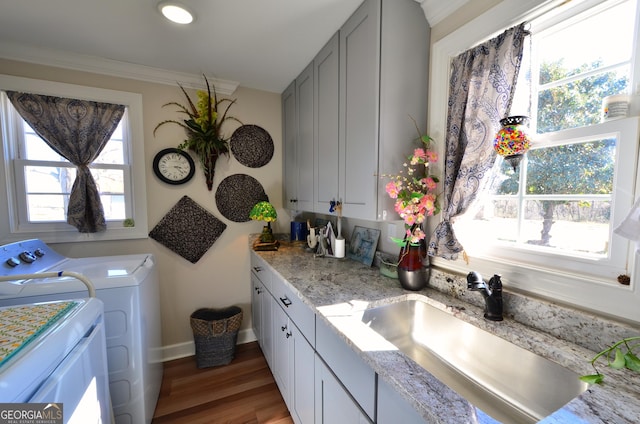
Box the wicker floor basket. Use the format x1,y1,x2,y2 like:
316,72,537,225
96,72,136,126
190,306,243,368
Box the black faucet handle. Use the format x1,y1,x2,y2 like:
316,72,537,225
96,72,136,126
488,274,502,291
466,271,483,288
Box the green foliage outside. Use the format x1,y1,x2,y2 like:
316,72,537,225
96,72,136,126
497,59,627,246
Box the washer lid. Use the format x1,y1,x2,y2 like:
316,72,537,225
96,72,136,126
44,254,155,289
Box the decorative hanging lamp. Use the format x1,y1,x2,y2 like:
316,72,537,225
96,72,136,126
493,115,531,171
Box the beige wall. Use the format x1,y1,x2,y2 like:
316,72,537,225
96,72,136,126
0,58,288,350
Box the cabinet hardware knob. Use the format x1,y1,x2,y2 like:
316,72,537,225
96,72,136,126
286,331,292,338
281,325,287,332
253,266,262,272
279,297,292,307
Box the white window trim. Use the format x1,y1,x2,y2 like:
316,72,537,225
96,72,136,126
427,0,640,323
0,74,148,243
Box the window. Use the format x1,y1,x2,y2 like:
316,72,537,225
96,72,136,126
428,0,640,321
0,75,148,243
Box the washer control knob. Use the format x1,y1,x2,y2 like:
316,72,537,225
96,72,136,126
19,251,37,263
34,248,45,257
6,257,20,267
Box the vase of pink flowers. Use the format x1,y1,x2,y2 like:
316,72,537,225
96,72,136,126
384,125,439,290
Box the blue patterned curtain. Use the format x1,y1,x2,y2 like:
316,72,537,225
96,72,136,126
6,92,125,233
428,24,527,260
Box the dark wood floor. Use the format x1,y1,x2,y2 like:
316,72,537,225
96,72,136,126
152,342,293,424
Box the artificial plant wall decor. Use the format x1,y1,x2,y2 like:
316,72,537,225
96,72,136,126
154,75,241,190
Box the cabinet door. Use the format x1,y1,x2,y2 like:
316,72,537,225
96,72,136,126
314,32,340,213
290,323,315,424
378,377,426,424
295,62,315,211
261,288,274,367
250,273,263,343
339,0,380,220
272,302,292,409
314,355,371,424
282,81,298,207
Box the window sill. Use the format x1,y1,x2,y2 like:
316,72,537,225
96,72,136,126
430,253,639,323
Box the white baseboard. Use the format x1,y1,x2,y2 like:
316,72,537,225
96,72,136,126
160,328,257,362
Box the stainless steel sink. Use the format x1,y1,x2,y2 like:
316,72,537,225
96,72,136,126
361,299,588,423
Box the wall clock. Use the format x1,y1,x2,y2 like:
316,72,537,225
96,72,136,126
153,148,195,185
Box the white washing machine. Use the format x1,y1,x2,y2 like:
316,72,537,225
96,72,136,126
0,239,163,424
0,297,111,423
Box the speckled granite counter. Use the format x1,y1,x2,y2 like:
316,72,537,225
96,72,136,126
253,239,640,423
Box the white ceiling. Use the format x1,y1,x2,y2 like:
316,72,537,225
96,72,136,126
0,0,456,94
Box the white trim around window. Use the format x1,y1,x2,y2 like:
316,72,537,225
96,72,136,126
0,74,149,244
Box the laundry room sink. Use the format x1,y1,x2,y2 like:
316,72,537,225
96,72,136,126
360,299,588,423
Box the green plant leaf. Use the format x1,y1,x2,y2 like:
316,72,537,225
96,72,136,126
610,348,626,369
624,351,640,372
579,374,604,384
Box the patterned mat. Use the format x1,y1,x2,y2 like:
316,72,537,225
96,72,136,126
0,301,78,367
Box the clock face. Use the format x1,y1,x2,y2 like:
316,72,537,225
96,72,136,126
153,148,195,185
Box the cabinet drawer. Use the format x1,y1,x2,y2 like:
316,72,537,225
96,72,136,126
271,272,315,347
250,253,272,292
316,317,375,420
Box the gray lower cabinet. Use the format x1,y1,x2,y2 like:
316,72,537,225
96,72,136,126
315,354,372,424
272,298,315,424
315,316,376,420
250,252,425,423
290,320,315,423
377,376,425,424
250,256,273,366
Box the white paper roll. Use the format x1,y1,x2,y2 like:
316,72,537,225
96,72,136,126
334,237,345,258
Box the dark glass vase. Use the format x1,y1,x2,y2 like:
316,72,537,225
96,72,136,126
397,239,428,291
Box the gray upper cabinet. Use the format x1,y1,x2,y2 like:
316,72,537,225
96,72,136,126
338,0,379,220
283,63,315,211
341,0,429,221
282,81,297,208
314,32,340,214
283,0,429,220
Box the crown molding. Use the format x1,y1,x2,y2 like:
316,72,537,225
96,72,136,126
413,0,470,27
0,41,239,95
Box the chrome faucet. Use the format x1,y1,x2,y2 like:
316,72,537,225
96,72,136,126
466,272,503,321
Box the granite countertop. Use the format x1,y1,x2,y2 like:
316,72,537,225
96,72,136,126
254,239,640,423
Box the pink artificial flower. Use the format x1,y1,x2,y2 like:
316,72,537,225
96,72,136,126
421,177,437,191
425,150,438,163
404,213,417,226
422,194,436,215
410,148,427,165
385,181,400,199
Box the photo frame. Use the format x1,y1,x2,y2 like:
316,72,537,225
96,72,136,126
347,226,381,266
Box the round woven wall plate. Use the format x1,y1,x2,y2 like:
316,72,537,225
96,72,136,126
230,124,274,168
215,174,269,222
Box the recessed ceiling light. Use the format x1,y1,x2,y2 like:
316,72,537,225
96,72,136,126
158,2,195,24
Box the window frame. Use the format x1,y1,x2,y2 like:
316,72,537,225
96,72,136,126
0,74,148,243
428,0,640,322
459,117,639,279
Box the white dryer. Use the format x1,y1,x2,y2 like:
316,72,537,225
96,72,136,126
0,297,111,423
0,239,163,424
